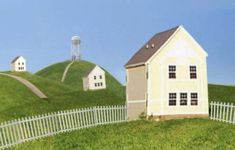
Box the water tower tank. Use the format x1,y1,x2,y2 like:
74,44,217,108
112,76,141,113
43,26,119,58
71,36,81,61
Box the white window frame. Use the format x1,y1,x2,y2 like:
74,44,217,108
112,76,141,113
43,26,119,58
190,65,197,79
180,92,188,106
168,65,176,79
169,93,177,106
190,92,198,106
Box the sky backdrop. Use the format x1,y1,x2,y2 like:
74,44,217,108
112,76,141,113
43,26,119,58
0,0,235,85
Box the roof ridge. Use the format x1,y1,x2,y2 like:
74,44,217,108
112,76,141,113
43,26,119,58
125,26,181,68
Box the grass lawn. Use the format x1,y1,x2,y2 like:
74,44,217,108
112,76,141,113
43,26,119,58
11,119,235,150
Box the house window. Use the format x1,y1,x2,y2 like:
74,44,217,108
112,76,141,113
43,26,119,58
100,82,103,86
191,93,198,106
190,66,197,79
99,75,102,79
18,62,20,65
169,93,176,106
22,62,24,65
94,76,96,80
18,67,21,70
180,93,187,106
94,83,97,87
169,65,176,79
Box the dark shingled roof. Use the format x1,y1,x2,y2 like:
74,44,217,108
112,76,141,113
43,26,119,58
83,66,96,77
125,26,180,68
11,56,21,63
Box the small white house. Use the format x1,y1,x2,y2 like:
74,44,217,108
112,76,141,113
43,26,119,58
83,65,106,91
11,56,26,72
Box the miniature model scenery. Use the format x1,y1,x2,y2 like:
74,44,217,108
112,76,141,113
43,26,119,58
126,26,209,120
0,1,234,150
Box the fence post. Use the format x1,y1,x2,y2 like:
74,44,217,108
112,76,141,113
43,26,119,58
210,101,213,119
233,106,235,124
93,106,98,126
229,103,235,123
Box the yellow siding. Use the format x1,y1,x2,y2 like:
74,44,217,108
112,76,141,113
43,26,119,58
147,26,208,116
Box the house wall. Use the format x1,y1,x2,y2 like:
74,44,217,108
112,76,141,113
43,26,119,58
126,65,147,120
11,57,26,72
87,67,106,90
147,27,208,117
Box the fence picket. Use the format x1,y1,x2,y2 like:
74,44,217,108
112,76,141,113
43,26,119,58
210,102,214,119
210,101,234,125
213,102,216,120
0,105,127,149
233,108,235,124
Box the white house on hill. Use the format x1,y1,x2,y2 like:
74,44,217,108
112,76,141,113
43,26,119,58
11,56,26,72
83,65,106,91
125,25,209,120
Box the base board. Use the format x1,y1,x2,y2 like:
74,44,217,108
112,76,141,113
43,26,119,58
150,114,209,121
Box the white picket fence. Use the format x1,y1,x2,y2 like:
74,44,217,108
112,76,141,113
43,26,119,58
210,101,235,124
0,105,127,149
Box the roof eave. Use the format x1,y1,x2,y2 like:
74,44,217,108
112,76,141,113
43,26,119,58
125,62,146,69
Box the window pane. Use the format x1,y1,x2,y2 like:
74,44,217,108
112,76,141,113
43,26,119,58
191,93,198,106
180,93,187,105
169,93,176,106
169,65,176,71
190,66,197,79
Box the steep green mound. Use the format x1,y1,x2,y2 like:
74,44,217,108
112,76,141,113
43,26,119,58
11,119,235,149
36,60,125,99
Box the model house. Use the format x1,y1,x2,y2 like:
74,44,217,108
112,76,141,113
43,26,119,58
11,56,27,72
83,65,106,91
125,25,209,120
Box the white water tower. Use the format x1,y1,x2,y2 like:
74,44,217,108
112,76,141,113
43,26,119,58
71,36,81,61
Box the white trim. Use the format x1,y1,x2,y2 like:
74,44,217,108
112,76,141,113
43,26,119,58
125,62,145,68
127,100,146,104
146,63,150,115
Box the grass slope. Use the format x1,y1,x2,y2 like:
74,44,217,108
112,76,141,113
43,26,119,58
11,119,235,150
209,84,235,103
0,72,125,122
0,75,41,122
35,61,71,82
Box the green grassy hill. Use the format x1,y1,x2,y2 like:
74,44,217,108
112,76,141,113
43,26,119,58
11,119,235,150
0,67,125,122
0,61,125,122
36,60,125,99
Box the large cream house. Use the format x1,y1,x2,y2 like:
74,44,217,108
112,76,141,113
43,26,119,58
83,65,106,91
125,26,209,120
11,56,27,72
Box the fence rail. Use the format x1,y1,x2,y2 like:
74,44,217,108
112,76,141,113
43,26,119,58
210,101,235,124
0,105,127,149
